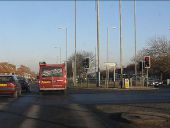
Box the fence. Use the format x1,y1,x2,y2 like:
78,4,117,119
67,76,147,89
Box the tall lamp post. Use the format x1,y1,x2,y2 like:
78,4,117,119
119,0,123,88
96,0,100,87
74,0,77,86
134,0,137,86
58,27,68,73
54,46,61,64
106,27,116,88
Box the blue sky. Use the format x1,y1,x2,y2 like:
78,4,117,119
0,0,170,72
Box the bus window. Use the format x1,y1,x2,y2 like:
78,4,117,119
41,67,63,77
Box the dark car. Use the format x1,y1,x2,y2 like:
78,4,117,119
17,76,30,92
0,75,22,98
147,78,163,87
152,80,163,87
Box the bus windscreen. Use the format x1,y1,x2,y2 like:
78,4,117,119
41,67,63,77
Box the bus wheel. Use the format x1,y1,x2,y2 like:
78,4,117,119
39,90,43,95
63,90,67,95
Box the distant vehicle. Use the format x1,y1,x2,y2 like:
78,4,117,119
0,75,22,98
17,76,30,92
151,80,163,87
147,78,163,87
38,62,67,93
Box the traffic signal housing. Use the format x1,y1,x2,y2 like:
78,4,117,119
138,61,143,71
83,58,89,69
144,56,150,68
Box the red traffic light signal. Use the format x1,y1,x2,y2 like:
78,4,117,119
144,56,150,68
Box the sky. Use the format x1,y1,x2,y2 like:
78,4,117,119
0,0,170,72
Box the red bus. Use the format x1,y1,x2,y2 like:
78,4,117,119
38,62,67,92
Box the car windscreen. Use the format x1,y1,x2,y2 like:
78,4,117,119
0,76,14,83
40,67,63,77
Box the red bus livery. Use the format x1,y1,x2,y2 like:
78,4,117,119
38,62,67,92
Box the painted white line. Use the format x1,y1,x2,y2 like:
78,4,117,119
19,105,40,128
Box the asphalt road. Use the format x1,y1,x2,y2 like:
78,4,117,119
0,85,170,128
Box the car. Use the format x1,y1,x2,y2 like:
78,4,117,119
147,78,163,87
0,74,22,98
17,76,30,92
152,80,163,87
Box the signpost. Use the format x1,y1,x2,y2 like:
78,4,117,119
105,62,116,88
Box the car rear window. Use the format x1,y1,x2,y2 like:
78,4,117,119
0,76,14,83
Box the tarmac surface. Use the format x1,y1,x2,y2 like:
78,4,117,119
0,84,170,128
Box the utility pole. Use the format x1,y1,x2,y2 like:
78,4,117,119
106,27,109,88
74,0,77,86
57,27,67,74
97,0,100,87
54,47,61,64
134,0,137,86
95,47,97,75
119,0,123,88
105,27,116,88
66,28,68,74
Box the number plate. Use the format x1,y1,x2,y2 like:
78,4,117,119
41,81,51,84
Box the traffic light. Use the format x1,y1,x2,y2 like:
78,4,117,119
144,56,150,68
138,61,143,71
83,58,89,69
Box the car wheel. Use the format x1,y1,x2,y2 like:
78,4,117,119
13,91,18,98
18,90,22,96
39,90,43,95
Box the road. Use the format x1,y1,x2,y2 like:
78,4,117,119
0,85,170,128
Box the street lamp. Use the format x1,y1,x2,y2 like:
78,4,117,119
57,27,68,73
119,0,123,88
96,0,100,87
106,27,116,62
134,0,137,86
74,0,77,86
54,46,61,64
106,27,116,88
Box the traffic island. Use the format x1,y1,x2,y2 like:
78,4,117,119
95,103,170,128
121,112,169,126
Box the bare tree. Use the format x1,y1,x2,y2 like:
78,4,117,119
133,36,170,80
67,51,94,79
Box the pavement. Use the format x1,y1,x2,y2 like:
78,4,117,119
121,112,169,124
70,83,160,90
95,103,170,128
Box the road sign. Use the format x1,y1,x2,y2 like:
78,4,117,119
104,62,116,67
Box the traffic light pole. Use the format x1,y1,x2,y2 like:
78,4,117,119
144,56,150,87
86,69,88,88
142,60,144,86
146,68,148,87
